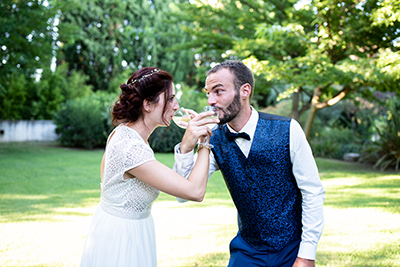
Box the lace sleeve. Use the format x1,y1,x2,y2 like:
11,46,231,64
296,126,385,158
122,139,155,171
107,126,156,174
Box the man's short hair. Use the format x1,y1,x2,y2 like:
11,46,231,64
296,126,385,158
207,60,254,97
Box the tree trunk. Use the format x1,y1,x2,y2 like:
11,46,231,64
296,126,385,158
291,90,300,120
303,86,322,139
303,84,352,139
304,102,319,140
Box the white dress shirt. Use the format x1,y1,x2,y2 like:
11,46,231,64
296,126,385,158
173,107,325,260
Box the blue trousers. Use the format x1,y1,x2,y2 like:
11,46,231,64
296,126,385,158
228,234,300,267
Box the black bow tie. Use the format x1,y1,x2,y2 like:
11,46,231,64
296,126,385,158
225,131,251,141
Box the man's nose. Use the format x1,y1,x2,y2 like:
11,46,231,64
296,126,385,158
207,94,216,106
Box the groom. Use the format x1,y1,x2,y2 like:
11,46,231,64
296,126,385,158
174,60,325,267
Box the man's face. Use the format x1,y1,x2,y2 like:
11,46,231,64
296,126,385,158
205,68,242,124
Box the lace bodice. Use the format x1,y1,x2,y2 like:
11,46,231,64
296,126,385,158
100,124,159,220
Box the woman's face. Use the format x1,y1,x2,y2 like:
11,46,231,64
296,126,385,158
153,83,179,127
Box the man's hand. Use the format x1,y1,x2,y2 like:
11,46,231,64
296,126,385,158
292,257,315,267
180,110,219,154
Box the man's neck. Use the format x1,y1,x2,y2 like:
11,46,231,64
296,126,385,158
228,105,252,132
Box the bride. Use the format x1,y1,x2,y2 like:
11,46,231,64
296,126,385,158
80,67,218,267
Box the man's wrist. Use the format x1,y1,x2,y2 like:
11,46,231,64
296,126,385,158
175,143,194,155
180,143,194,154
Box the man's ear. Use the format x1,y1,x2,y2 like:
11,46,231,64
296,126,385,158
240,83,251,100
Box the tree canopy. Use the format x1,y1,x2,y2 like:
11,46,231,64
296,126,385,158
1,0,399,136
176,0,400,138
0,0,196,119
58,0,196,92
0,0,58,119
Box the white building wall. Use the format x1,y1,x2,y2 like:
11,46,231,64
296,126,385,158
0,120,58,142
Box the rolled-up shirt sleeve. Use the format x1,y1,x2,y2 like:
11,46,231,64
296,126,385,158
290,119,325,260
173,143,195,177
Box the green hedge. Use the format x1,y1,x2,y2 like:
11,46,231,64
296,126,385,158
149,123,185,153
53,92,116,149
309,127,363,160
54,91,184,152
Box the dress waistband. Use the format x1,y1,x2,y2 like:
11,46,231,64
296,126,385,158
100,201,151,220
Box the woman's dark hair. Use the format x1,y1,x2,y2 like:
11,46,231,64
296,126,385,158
112,67,174,126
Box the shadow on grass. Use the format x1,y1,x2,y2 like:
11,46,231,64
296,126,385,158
0,142,103,222
0,190,99,222
316,158,399,177
322,181,399,215
156,170,235,209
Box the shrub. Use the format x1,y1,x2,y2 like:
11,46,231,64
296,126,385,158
175,84,208,113
149,123,185,153
309,127,363,160
54,89,187,151
360,99,400,171
0,73,28,119
54,92,116,149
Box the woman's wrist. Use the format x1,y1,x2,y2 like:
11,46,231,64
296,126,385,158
197,142,212,152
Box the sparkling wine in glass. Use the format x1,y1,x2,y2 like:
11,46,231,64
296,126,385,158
172,108,191,129
202,106,219,129
202,106,219,146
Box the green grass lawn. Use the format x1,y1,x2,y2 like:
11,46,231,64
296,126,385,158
0,142,399,266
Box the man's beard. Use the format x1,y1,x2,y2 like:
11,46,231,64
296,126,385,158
218,91,242,125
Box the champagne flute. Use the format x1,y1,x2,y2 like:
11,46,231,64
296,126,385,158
172,107,191,129
202,106,219,146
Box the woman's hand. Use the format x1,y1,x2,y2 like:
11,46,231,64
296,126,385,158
180,109,219,154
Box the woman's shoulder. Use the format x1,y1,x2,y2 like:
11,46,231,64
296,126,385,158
113,124,142,141
106,125,142,150
114,126,156,166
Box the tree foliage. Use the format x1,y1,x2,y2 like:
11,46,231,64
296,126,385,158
1,0,198,120
0,0,59,119
54,91,116,149
360,97,400,170
0,0,57,80
176,0,400,138
57,0,196,92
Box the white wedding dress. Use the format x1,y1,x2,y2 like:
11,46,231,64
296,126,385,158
80,124,160,267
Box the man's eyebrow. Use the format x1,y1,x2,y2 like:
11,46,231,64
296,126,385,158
212,83,224,90
205,83,224,92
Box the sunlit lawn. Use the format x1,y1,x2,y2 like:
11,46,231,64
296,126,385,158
0,142,399,266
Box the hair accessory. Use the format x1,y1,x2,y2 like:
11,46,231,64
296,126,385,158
129,69,161,85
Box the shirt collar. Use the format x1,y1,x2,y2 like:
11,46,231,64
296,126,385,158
226,106,258,141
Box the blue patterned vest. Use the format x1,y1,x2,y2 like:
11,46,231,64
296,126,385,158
209,112,302,250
